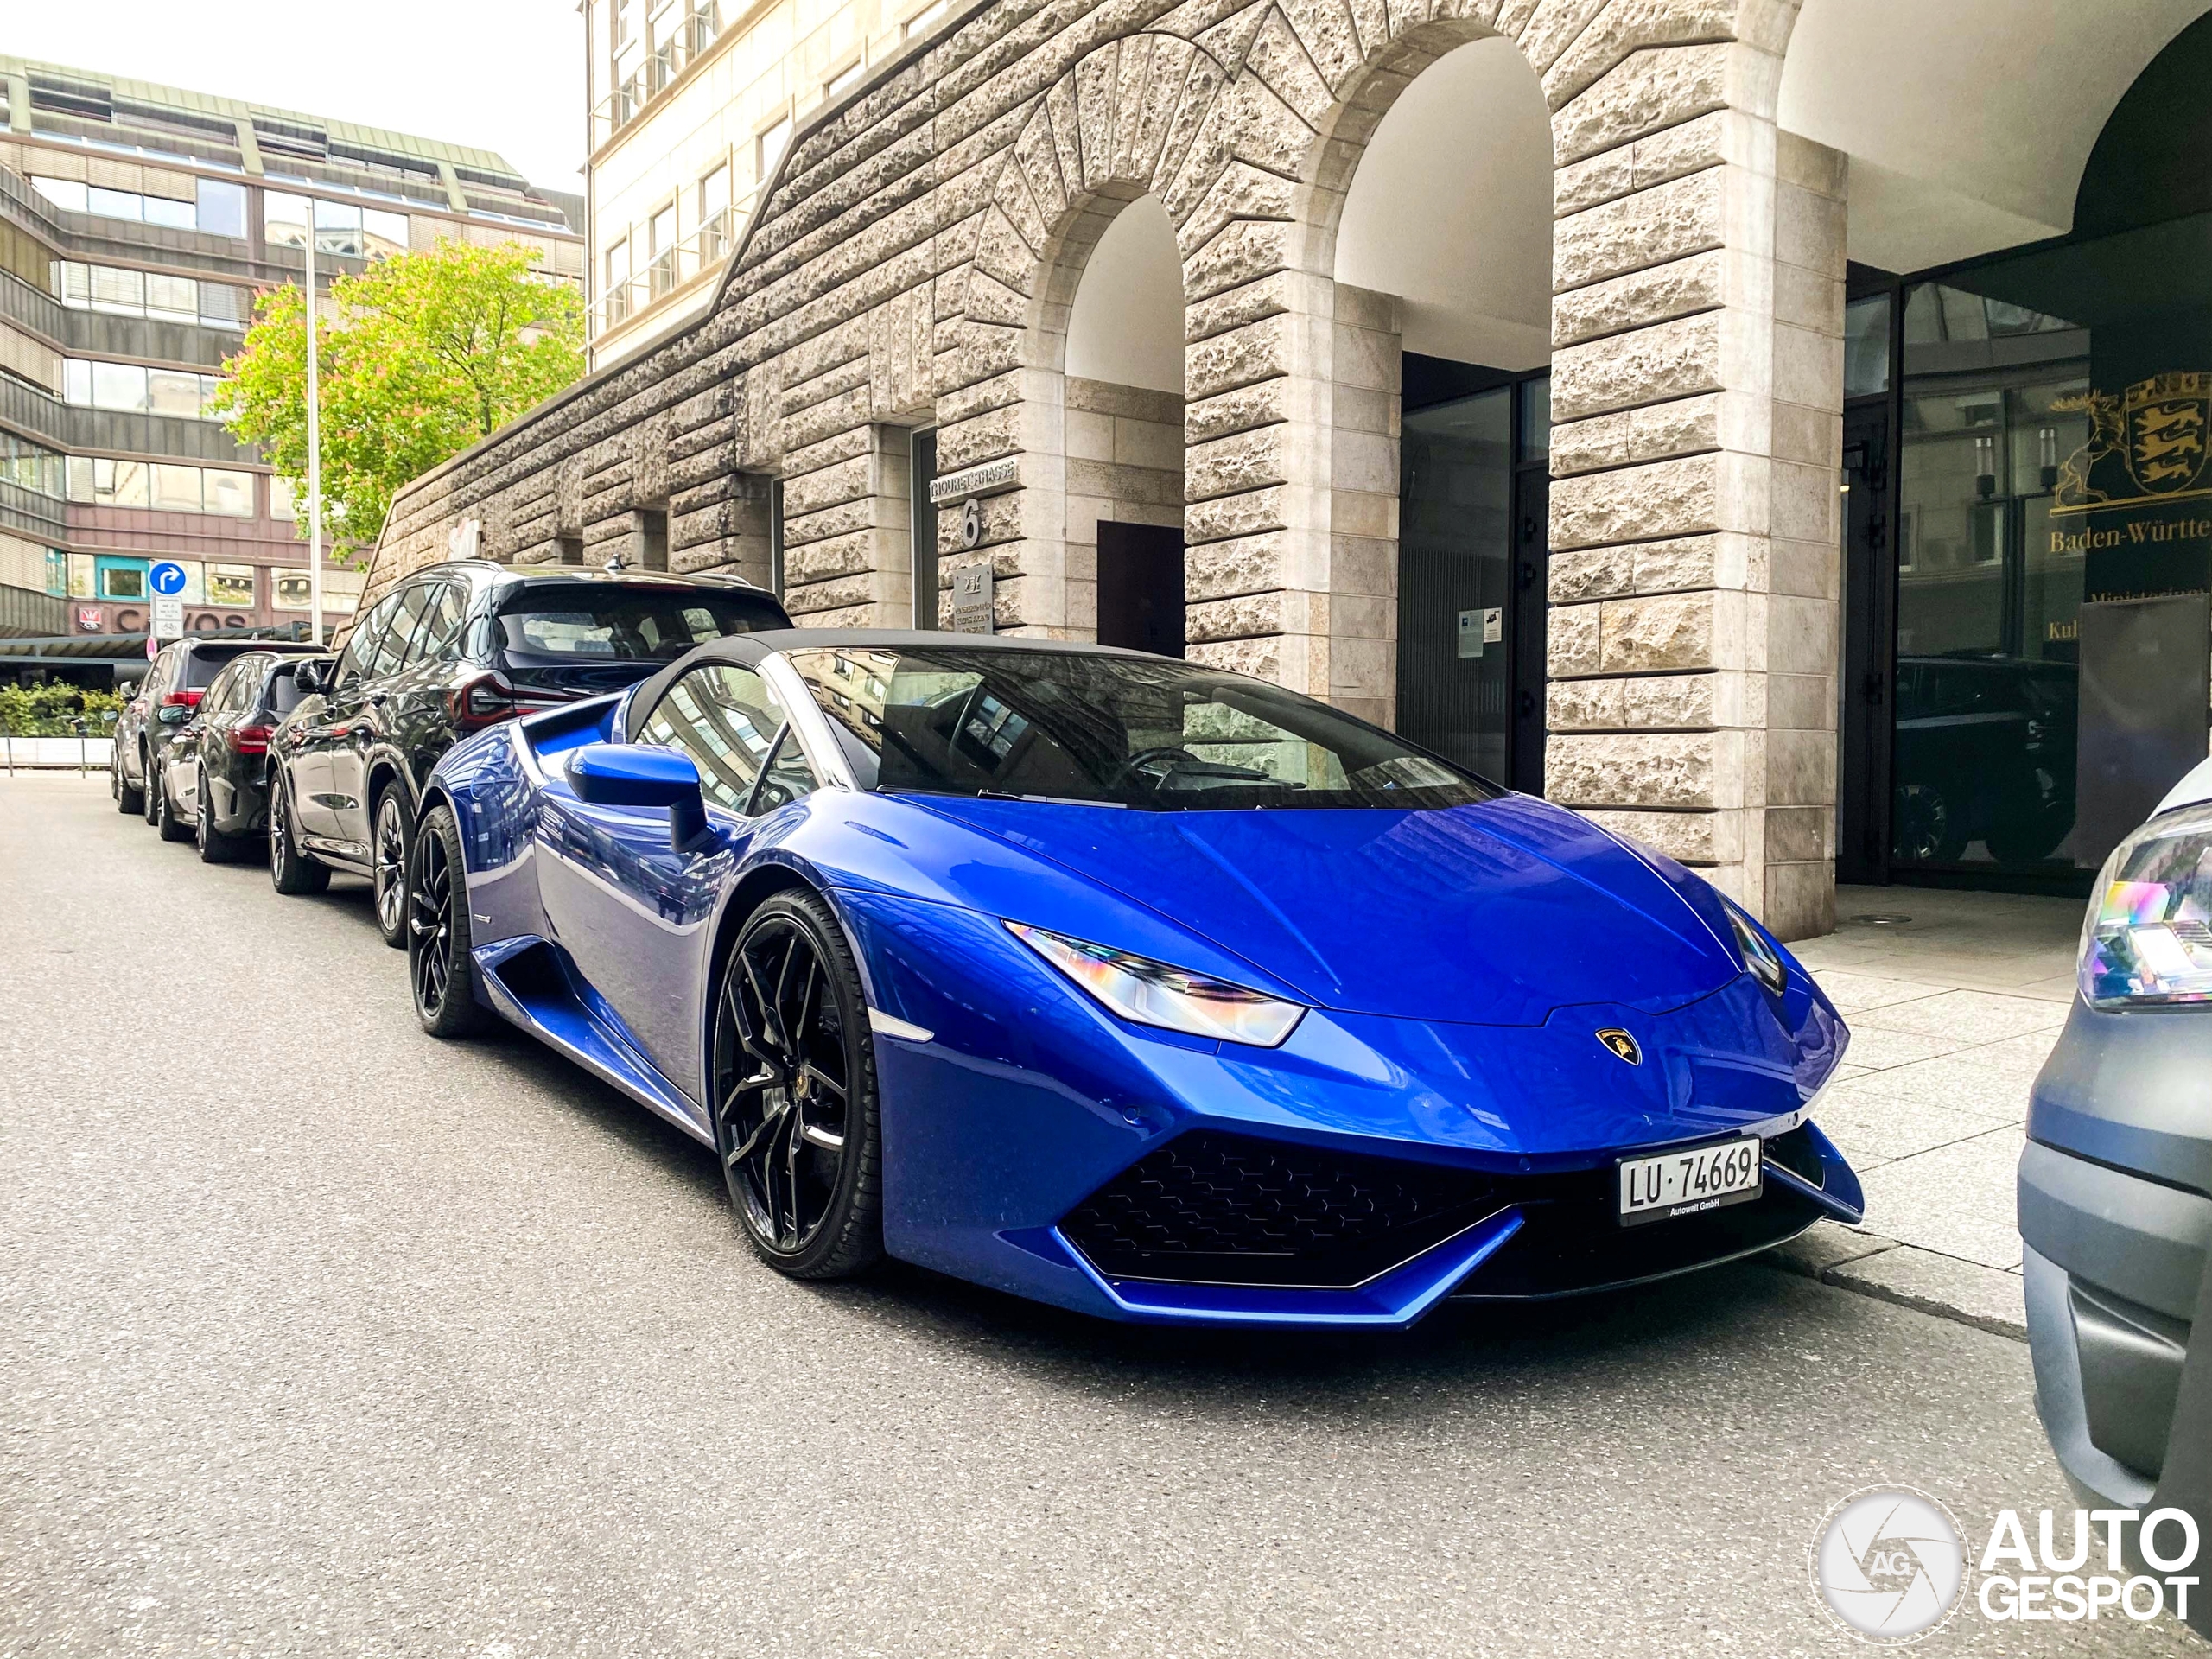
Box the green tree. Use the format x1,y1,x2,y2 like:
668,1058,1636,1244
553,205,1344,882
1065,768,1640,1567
213,240,584,546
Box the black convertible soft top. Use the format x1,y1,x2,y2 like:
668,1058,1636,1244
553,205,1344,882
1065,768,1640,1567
620,629,1173,742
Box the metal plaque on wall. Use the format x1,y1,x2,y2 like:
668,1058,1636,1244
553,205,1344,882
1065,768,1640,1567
950,563,993,633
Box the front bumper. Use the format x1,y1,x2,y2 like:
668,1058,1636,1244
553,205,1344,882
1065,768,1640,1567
2019,1000,2212,1623
843,888,1859,1329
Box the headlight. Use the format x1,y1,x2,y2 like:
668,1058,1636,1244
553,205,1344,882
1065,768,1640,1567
2078,804,2212,1007
1007,922,1306,1047
1724,899,1789,996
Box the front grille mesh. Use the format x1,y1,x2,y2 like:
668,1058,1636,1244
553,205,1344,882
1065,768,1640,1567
1059,1131,1492,1289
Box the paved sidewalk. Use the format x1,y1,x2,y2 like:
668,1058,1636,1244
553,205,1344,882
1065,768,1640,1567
1770,885,2086,1338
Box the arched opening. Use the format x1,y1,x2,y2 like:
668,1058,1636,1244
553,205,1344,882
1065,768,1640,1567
1048,190,1187,651
1786,3,2212,889
1327,35,1554,787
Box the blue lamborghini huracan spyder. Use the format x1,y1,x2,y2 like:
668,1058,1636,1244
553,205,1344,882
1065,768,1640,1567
407,631,1863,1327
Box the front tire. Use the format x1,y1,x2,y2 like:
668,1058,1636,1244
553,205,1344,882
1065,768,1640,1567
155,764,192,842
409,803,485,1039
711,891,883,1280
269,775,330,896
371,787,411,949
113,746,143,815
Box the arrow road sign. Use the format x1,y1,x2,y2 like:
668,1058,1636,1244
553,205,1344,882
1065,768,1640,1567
149,561,188,596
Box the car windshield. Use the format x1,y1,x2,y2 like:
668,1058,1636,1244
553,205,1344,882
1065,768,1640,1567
181,647,257,689
782,646,1502,811
494,584,785,664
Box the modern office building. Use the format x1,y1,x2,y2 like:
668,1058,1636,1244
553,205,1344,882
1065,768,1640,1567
583,0,959,370
0,57,583,676
361,0,2212,937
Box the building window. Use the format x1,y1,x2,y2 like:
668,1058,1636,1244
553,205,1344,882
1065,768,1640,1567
66,457,149,508
271,569,359,613
67,554,93,598
604,237,632,325
903,0,951,38
99,562,147,601
207,565,257,607
32,176,226,234
697,163,731,261
0,434,64,499
204,469,255,518
56,263,246,331
826,60,864,99
264,193,407,259
268,474,296,521
61,360,222,420
757,117,791,181
44,550,67,597
198,179,249,239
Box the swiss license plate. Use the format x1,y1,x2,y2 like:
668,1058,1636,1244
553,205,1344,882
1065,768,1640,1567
1616,1135,1764,1227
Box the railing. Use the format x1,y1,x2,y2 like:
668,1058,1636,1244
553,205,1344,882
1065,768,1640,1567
592,207,734,340
591,4,721,146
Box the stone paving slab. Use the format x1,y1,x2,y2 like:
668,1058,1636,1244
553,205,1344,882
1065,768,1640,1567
1779,885,2085,1335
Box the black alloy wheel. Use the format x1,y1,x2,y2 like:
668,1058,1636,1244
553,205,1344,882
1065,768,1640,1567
142,746,161,826
269,774,330,896
712,891,882,1279
371,788,411,949
194,767,239,863
155,761,192,842
113,744,142,815
409,803,484,1039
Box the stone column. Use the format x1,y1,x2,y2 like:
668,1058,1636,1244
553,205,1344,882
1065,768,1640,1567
1540,40,1845,941
1180,271,1400,727
777,423,915,626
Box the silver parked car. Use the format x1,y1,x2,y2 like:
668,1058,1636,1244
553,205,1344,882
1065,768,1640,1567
2020,755,2211,1632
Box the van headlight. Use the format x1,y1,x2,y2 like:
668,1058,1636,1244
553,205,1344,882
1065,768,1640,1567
1007,922,1306,1047
2079,804,2212,1007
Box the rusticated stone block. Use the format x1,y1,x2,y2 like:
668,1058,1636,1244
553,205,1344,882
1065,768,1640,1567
1550,42,1731,167
1546,730,1738,810
1548,600,1601,676
1186,424,1292,502
1187,530,1287,601
1186,314,1293,401
1548,544,1634,603
1186,634,1283,681
1580,806,1740,866
1600,590,1732,673
1554,168,1724,292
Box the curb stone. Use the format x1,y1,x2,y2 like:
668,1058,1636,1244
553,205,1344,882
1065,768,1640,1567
1762,1225,2028,1342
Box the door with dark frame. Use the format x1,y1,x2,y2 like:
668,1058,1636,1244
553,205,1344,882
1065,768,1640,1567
1838,406,1893,885
1096,520,1185,658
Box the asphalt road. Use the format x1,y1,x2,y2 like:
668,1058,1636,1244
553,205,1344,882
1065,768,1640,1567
0,772,2192,1658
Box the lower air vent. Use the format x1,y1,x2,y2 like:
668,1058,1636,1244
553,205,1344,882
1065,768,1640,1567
1059,1131,1495,1290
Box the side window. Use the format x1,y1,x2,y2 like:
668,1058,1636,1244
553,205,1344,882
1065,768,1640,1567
205,663,244,721
751,727,822,815
414,583,467,665
637,663,795,813
372,583,435,677
337,594,399,688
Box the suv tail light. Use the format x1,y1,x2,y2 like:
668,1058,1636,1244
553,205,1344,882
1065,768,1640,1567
449,672,570,732
234,724,273,755
160,690,202,709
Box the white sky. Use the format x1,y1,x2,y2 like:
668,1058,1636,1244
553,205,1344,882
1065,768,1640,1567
8,1,587,193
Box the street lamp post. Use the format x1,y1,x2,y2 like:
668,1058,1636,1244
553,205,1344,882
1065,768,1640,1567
304,227,325,647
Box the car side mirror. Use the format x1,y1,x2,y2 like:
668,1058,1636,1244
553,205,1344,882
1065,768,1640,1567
567,743,711,850
157,703,189,725
294,661,324,696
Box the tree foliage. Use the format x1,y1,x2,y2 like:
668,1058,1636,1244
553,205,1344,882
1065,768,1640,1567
214,241,583,546
0,683,121,736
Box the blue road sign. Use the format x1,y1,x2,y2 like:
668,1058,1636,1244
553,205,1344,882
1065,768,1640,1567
149,561,188,596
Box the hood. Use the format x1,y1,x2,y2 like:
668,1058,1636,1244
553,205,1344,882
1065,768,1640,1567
908,794,1742,1026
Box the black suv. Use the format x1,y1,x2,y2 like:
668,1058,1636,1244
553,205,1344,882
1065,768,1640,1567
268,562,789,943
154,651,327,860
112,636,323,822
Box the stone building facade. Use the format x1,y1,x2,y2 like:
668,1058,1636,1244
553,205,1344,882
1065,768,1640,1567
360,0,1851,938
